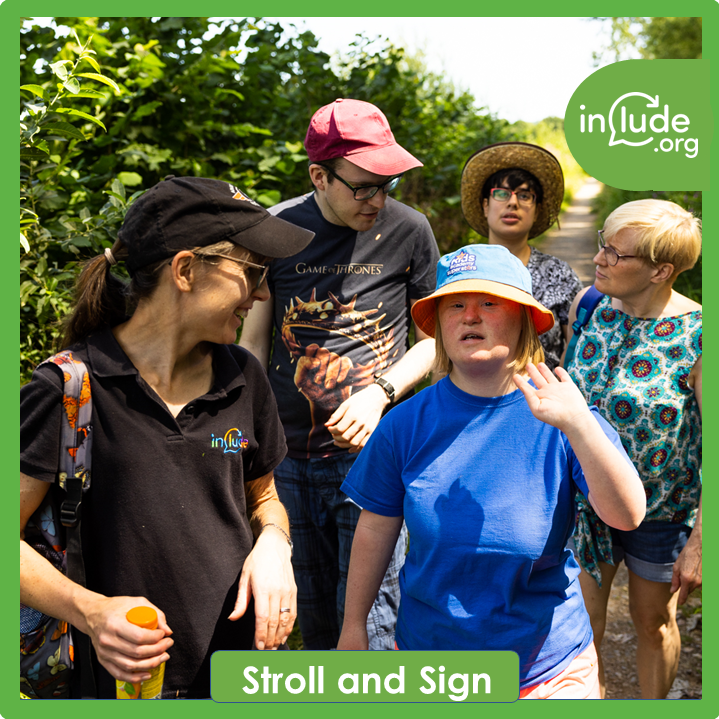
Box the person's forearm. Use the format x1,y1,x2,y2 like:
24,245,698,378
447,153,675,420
238,298,274,370
247,482,291,539
378,338,435,401
21,539,102,635
563,412,646,530
342,512,403,630
688,493,702,545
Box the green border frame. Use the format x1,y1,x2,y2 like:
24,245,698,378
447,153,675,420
7,5,716,719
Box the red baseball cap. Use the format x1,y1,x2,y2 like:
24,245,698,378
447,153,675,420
304,98,423,175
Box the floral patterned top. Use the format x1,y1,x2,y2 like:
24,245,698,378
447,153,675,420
566,296,702,584
527,248,584,371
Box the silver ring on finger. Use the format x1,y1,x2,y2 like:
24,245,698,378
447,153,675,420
280,607,291,613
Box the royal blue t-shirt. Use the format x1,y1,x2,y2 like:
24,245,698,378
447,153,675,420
342,377,635,688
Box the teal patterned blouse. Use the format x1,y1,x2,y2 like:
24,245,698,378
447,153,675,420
566,296,702,585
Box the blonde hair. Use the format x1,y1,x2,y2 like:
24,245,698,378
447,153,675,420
431,301,544,376
604,199,701,276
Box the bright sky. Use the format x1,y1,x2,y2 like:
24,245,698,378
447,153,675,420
265,17,621,124
30,17,626,124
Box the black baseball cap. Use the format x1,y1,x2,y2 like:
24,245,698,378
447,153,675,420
118,176,314,276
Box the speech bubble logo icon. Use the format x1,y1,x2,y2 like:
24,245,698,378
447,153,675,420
565,59,711,190
608,92,659,146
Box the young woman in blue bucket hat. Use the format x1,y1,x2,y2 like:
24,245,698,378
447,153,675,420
337,244,646,699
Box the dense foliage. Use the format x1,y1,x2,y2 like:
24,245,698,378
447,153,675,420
21,17,516,382
592,17,702,62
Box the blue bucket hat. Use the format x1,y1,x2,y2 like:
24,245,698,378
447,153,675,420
411,244,555,337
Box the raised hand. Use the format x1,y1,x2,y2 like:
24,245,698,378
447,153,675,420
513,362,593,432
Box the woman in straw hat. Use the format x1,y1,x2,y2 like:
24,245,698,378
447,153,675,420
21,177,313,697
461,142,583,371
566,199,702,698
336,244,645,698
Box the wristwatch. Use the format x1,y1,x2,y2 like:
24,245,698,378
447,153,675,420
374,376,396,403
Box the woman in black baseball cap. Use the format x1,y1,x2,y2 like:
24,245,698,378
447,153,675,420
20,177,313,698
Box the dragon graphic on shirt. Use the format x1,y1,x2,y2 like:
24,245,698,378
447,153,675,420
280,289,398,451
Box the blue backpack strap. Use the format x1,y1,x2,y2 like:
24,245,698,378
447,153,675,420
563,285,605,368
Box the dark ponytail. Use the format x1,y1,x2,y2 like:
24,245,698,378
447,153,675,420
60,240,166,348
60,240,129,348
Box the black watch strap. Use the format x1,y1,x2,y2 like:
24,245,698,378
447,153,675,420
374,376,396,402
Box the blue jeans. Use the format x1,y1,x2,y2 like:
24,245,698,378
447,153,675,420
274,454,406,650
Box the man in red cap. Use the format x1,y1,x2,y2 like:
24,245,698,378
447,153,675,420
240,99,439,650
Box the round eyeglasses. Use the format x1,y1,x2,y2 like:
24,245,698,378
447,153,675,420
597,230,638,266
489,187,536,206
320,164,403,201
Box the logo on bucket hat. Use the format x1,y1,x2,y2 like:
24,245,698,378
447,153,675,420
411,245,554,338
447,249,478,277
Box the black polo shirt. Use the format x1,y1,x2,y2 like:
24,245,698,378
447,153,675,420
21,328,287,698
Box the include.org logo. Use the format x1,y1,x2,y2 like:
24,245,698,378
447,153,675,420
565,60,711,191
579,94,698,158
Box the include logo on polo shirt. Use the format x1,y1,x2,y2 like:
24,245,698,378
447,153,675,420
447,249,476,277
211,428,250,454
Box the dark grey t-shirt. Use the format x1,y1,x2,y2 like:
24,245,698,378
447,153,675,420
267,193,439,458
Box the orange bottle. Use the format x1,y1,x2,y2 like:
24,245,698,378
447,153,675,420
115,606,166,700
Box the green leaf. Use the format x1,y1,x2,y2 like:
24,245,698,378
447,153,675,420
49,60,71,81
21,146,50,159
63,77,81,95
20,233,30,253
132,101,162,120
111,178,126,200
42,122,86,141
103,191,126,207
73,89,108,100
76,72,121,94
255,190,281,207
54,108,107,131
117,172,143,187
217,88,245,101
20,84,48,100
80,54,102,73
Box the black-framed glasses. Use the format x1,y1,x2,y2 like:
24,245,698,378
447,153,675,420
320,164,403,201
205,254,270,289
489,187,536,206
597,230,638,266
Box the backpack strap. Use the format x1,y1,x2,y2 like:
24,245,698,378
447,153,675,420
40,350,93,529
38,350,97,698
563,285,605,368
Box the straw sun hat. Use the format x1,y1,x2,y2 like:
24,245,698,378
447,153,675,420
461,142,564,240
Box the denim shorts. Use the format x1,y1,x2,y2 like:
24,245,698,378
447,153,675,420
610,521,692,583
